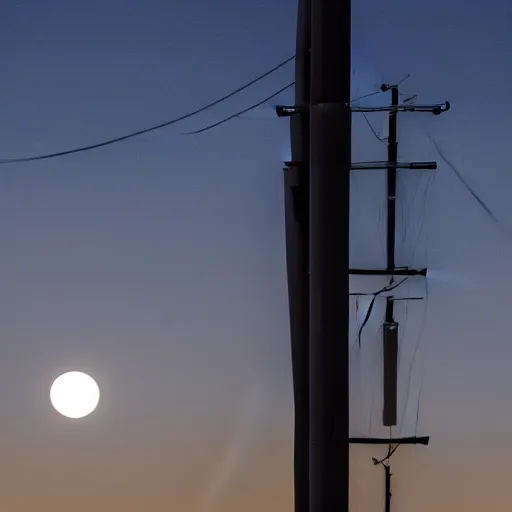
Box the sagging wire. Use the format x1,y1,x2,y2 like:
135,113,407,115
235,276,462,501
354,277,409,348
351,276,412,434
368,383,375,435
0,55,296,165
409,172,436,264
397,170,436,266
350,295,370,434
350,297,365,357
350,90,383,104
185,83,295,134
372,442,400,467
350,296,373,435
371,428,400,475
401,94,417,104
362,112,387,145
350,296,364,353
397,172,426,248
372,424,402,470
396,284,411,374
237,86,392,121
350,289,391,434
367,322,384,435
430,135,502,227
357,296,377,348
350,276,409,298
399,277,429,433
395,74,411,87
351,73,410,106
354,75,411,146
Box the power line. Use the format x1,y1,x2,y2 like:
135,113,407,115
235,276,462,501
351,90,383,104
0,55,295,166
399,278,429,433
396,74,411,86
236,86,391,122
355,278,409,348
184,82,295,135
361,112,387,145
350,74,411,106
429,135,501,226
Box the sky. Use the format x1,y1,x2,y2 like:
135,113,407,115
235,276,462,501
2,0,512,511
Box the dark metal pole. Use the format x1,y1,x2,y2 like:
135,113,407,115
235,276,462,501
285,0,311,511
382,87,399,427
309,0,351,511
384,465,392,512
386,87,399,271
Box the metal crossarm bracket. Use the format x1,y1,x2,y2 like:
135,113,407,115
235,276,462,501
351,101,450,115
349,268,427,276
349,436,430,445
284,161,437,170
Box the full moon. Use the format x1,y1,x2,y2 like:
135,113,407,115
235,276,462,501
50,371,100,419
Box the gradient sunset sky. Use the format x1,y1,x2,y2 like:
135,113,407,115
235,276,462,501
2,0,512,511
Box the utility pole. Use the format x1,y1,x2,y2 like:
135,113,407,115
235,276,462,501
309,2,351,512
351,86,450,512
279,0,450,508
386,87,399,274
284,0,311,511
383,86,399,428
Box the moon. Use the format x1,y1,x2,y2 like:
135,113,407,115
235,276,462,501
50,371,100,419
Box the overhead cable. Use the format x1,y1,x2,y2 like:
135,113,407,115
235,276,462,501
184,82,295,134
356,278,409,348
399,278,429,433
0,63,409,166
350,73,411,106
430,135,501,225
350,90,383,104
372,443,400,466
361,112,387,145
0,55,295,165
